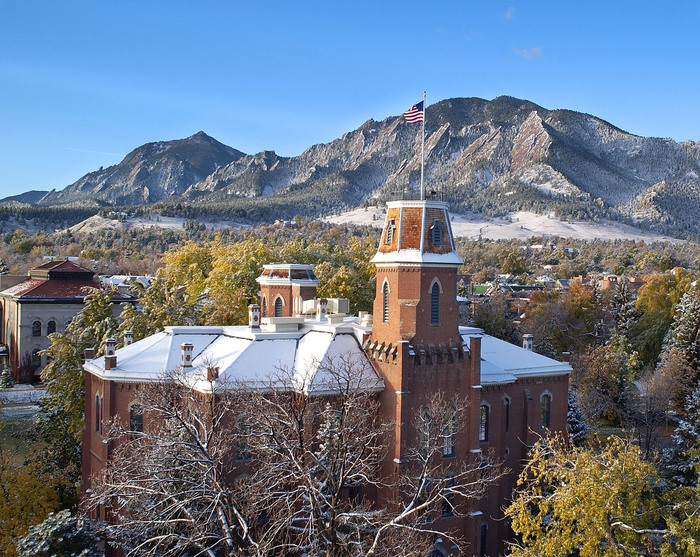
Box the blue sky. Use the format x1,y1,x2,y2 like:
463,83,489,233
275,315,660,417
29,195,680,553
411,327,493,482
1,1,699,198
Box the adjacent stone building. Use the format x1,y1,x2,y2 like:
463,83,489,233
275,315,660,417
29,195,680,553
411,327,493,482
0,260,134,381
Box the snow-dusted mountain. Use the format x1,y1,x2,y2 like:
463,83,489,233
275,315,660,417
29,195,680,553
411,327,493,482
32,97,700,237
39,132,244,206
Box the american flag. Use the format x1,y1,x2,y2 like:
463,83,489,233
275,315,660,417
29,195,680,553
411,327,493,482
403,101,424,123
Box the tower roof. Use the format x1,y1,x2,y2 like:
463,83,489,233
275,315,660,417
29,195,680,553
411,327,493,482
371,199,462,266
256,263,320,285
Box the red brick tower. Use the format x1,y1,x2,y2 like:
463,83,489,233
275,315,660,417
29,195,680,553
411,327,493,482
256,263,320,317
368,199,482,554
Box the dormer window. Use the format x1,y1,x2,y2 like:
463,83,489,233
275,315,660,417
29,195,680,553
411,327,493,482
431,220,442,245
385,219,395,244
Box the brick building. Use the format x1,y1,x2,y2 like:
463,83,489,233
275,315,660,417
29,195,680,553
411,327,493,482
82,199,570,555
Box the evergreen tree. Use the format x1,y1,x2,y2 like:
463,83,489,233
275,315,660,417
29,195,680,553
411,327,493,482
664,384,700,487
37,287,120,506
15,510,104,557
610,280,638,337
667,288,700,379
0,364,13,388
567,389,588,447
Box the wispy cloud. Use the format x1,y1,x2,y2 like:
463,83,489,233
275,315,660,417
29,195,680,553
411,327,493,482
65,147,125,158
505,6,516,20
511,46,543,59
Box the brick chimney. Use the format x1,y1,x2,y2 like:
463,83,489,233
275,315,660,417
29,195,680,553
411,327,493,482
104,338,117,370
522,333,533,351
84,347,95,360
181,343,194,368
123,330,133,347
248,304,261,329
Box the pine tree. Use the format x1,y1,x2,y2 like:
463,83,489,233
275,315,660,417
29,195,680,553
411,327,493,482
610,280,638,337
663,384,700,487
668,289,700,378
15,510,104,557
567,389,588,447
0,364,13,388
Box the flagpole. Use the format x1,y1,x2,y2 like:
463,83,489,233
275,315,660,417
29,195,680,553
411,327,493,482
420,90,426,200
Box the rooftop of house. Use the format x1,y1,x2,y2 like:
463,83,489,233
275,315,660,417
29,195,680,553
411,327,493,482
84,315,571,394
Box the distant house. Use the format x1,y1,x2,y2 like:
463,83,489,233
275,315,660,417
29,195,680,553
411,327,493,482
0,260,135,382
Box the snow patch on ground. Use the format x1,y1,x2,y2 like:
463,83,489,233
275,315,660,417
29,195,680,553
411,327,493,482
324,207,680,242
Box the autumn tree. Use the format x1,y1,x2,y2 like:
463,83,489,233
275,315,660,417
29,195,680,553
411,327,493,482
506,435,670,556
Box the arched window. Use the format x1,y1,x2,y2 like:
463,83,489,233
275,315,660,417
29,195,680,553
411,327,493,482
479,404,489,442
274,296,284,317
95,394,101,433
31,348,41,368
32,320,41,337
541,393,552,429
442,406,456,458
236,418,252,461
47,320,56,335
430,281,440,324
129,404,143,433
442,474,455,516
261,296,267,318
431,219,442,245
382,281,389,323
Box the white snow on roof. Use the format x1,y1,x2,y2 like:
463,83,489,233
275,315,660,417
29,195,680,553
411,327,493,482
371,248,463,265
84,321,382,395
460,326,570,384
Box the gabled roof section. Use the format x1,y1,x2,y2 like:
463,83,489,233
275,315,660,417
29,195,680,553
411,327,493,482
460,326,571,385
0,278,135,301
371,199,462,266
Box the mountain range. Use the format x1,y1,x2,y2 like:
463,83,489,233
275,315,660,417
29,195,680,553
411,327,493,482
11,96,700,238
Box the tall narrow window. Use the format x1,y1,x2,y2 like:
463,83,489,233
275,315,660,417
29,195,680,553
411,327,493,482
382,282,389,323
431,282,440,324
47,320,56,335
274,296,283,317
479,404,489,442
32,320,41,337
95,394,101,433
385,218,395,244
442,474,455,516
31,348,41,368
504,396,510,434
442,407,456,458
129,404,143,433
431,220,442,245
261,296,267,318
418,408,433,458
541,394,552,429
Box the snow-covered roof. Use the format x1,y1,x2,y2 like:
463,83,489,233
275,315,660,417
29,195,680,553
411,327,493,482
83,317,382,395
460,326,571,385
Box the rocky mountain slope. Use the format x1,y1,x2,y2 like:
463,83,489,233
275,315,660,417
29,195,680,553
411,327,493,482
39,132,244,205
32,97,700,238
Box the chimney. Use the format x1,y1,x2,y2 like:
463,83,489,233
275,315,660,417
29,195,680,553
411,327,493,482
248,304,261,329
84,347,95,360
181,343,194,368
123,330,133,347
207,365,219,382
104,338,116,370
522,333,533,351
561,351,571,363
317,298,328,321
469,335,481,387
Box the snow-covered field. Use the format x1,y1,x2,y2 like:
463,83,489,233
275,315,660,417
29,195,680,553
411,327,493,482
324,207,681,242
66,209,680,243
